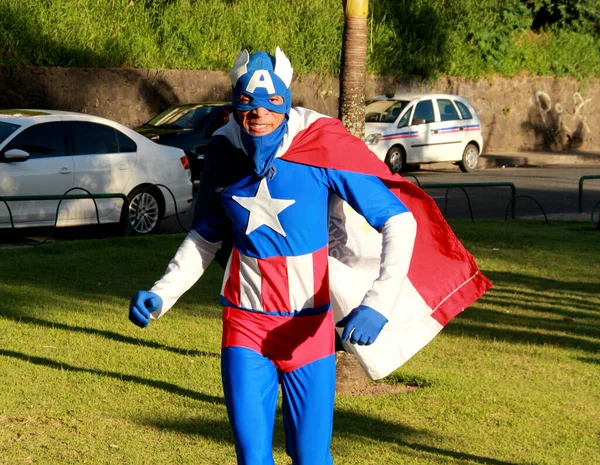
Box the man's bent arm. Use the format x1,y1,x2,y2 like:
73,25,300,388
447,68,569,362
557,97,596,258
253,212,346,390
360,212,417,320
149,230,222,318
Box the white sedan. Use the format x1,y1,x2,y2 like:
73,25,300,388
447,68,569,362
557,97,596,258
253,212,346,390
0,110,193,235
365,93,484,173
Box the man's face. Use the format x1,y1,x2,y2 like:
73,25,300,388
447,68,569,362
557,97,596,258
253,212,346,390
235,94,286,136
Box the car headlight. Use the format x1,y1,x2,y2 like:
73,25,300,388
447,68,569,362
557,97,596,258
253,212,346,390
365,133,382,145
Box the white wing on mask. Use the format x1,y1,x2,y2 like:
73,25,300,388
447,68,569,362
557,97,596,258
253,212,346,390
274,47,293,88
229,49,250,86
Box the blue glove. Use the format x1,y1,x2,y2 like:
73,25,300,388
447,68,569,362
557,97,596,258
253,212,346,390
336,305,388,346
129,291,163,328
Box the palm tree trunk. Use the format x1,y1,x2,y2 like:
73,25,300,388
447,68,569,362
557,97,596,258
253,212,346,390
339,0,368,139
336,0,370,394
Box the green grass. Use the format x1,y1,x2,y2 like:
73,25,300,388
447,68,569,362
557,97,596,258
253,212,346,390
1,220,599,464
1,0,600,79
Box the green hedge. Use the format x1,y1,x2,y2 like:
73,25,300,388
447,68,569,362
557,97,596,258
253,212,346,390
1,0,599,79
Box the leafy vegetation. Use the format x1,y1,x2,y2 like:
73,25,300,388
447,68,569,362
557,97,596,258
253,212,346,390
0,220,599,464
0,0,599,79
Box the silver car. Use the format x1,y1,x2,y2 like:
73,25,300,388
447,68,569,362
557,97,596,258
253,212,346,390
365,93,484,173
0,110,193,235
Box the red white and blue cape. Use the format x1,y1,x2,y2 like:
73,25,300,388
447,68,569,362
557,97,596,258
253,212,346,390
277,109,491,378
151,107,491,380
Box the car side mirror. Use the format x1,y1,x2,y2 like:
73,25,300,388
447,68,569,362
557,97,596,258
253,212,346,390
3,149,30,162
412,118,426,125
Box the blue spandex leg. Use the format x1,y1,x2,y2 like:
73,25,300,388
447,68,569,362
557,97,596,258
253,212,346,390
280,354,336,465
221,346,279,465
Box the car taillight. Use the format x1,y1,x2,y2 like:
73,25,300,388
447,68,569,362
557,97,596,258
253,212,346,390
180,156,190,170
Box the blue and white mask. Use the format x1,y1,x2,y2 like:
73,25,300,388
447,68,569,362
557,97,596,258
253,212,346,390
230,47,293,115
229,48,294,177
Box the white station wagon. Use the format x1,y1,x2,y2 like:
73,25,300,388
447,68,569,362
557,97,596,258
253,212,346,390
0,110,193,235
364,93,484,173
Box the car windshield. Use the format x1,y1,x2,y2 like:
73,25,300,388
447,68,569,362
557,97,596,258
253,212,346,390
0,121,21,145
145,105,216,129
365,100,410,123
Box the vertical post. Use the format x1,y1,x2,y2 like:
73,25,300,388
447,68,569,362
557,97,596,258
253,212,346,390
336,0,370,394
339,0,369,139
579,176,586,213
511,184,516,219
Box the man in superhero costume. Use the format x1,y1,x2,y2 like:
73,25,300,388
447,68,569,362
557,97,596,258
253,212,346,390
129,47,491,465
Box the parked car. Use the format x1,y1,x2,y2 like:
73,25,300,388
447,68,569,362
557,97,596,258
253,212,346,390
364,93,484,173
0,109,193,235
136,102,233,181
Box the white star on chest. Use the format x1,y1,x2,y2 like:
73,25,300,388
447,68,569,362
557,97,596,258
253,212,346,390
232,178,295,237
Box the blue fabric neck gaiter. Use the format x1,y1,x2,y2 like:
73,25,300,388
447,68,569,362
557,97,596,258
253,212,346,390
240,117,288,178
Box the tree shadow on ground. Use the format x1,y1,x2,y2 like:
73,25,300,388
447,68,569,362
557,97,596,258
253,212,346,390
0,348,223,405
0,312,219,358
139,405,524,465
447,269,600,354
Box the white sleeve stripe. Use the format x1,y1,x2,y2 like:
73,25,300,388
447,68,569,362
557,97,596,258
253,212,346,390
149,231,222,318
360,212,417,320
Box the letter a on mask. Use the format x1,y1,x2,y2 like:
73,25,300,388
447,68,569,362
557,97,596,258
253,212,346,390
245,70,276,94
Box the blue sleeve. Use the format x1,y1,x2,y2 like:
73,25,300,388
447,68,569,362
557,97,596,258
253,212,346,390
324,168,409,231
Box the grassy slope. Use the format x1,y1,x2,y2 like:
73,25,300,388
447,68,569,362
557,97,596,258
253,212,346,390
1,0,599,79
0,220,599,464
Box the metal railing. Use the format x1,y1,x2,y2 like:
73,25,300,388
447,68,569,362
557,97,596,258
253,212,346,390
419,182,518,220
578,175,600,213
0,184,189,246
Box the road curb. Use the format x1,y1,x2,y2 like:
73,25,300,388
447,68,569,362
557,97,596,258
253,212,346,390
480,151,600,168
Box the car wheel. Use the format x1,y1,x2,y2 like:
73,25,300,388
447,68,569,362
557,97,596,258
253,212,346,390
385,146,406,174
122,185,164,235
459,143,480,173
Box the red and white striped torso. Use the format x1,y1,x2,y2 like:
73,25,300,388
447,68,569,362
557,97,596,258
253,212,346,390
221,245,330,315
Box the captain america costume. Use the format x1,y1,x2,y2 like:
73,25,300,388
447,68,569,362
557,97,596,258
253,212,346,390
148,106,413,465
129,47,490,465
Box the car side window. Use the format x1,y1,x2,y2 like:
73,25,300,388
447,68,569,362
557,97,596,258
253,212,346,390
437,99,460,122
2,122,66,159
116,131,137,153
70,121,119,155
455,101,473,120
412,100,435,124
397,108,412,128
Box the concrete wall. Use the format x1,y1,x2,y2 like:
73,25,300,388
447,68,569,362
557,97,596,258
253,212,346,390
1,66,599,154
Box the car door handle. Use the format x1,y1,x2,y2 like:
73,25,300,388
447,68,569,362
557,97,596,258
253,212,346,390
460,126,465,131
59,167,72,174
118,164,130,170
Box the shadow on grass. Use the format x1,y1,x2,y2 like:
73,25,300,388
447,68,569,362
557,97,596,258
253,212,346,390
487,271,600,298
0,349,223,405
447,269,600,353
0,312,219,358
138,406,523,465
577,356,600,365
334,409,524,465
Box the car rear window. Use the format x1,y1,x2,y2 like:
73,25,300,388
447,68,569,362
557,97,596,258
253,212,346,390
0,122,21,145
147,105,216,129
455,101,473,120
437,99,460,121
70,121,120,155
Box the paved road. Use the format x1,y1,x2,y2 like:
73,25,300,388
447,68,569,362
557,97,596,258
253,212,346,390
403,164,600,221
3,164,600,249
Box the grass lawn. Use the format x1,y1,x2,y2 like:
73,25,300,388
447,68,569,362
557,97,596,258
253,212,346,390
1,220,599,465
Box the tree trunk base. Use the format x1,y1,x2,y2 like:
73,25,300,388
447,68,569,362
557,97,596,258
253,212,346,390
335,351,369,394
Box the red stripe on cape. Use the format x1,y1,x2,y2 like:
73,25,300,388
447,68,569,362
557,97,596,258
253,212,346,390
281,117,492,326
